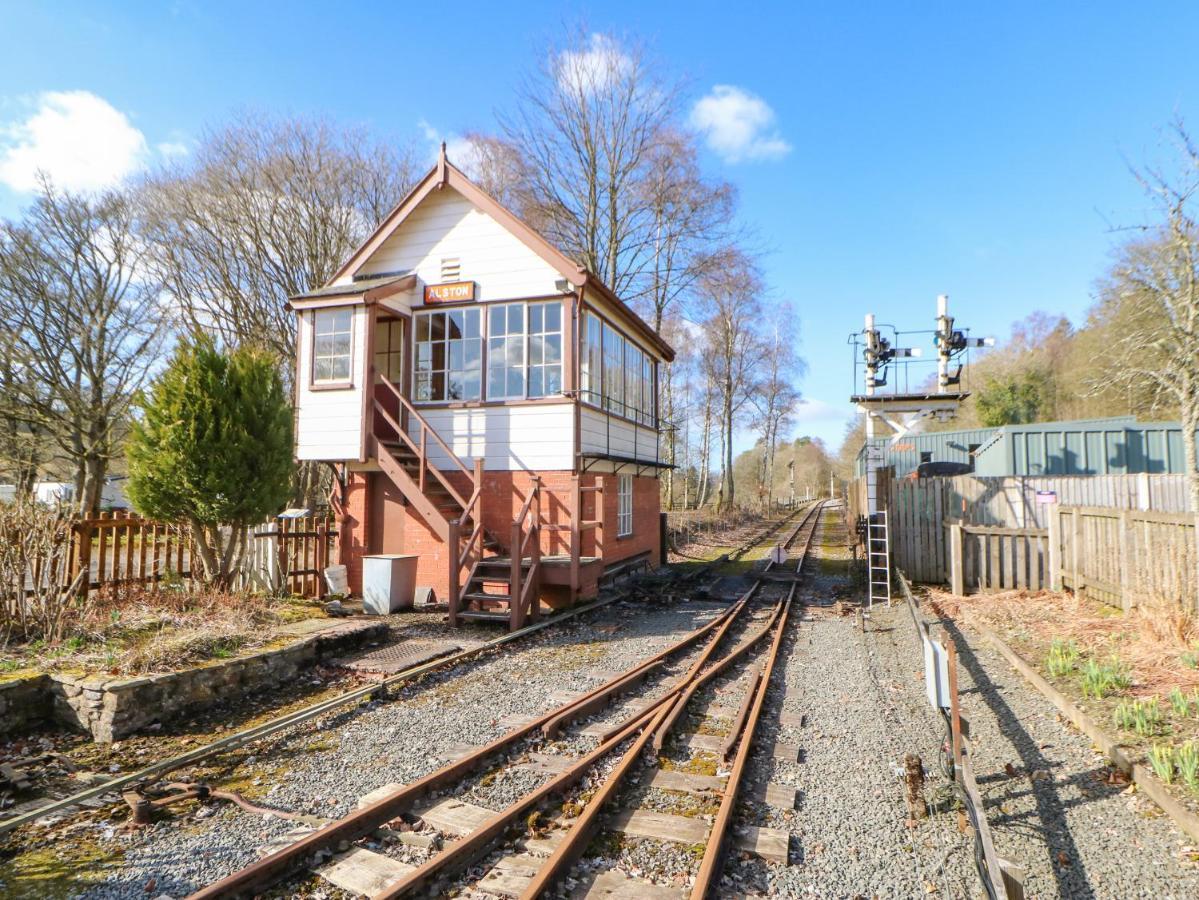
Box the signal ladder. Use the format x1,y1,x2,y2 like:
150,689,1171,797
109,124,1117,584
867,510,892,607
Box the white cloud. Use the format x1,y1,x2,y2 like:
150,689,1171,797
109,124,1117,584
155,140,190,160
555,33,632,95
0,91,149,193
417,119,481,175
690,85,791,164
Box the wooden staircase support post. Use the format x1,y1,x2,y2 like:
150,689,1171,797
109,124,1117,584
570,474,581,601
447,519,461,626
510,520,524,631
529,476,542,624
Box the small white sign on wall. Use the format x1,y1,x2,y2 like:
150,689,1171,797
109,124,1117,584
924,635,951,710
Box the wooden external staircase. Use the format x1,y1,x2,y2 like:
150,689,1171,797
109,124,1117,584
370,378,542,629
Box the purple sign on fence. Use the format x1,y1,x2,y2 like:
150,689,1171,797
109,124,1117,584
1035,490,1057,504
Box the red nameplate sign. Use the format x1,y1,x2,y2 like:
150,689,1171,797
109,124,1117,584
424,281,475,304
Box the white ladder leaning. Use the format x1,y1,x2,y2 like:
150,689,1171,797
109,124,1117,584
867,510,892,607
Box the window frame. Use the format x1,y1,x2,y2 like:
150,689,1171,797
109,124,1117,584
617,473,633,537
310,307,355,388
580,309,658,427
412,306,483,403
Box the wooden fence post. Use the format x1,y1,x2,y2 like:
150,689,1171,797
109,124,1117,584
1047,505,1062,591
1118,509,1132,612
1070,508,1081,595
72,517,93,599
949,523,965,596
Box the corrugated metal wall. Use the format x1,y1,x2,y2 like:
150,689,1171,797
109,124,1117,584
973,420,1189,476
855,427,998,477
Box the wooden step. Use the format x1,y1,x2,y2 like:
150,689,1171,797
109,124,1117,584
464,591,513,604
457,610,512,623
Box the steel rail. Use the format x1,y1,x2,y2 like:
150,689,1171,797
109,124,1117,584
1,507,807,840
371,503,824,896
691,502,823,898
692,578,798,898
185,541,793,900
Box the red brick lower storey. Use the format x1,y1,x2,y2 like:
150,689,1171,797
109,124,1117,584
336,470,661,604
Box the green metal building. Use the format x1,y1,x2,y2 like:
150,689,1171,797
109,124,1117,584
852,416,1183,477
972,418,1189,476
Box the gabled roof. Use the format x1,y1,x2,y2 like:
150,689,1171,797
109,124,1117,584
327,145,674,362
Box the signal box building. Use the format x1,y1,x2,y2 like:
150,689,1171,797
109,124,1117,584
289,148,673,628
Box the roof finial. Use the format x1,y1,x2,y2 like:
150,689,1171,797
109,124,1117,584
436,141,448,188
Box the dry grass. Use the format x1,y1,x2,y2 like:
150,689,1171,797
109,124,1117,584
931,587,1199,698
0,583,326,676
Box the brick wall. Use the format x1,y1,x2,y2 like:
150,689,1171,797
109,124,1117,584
339,468,661,599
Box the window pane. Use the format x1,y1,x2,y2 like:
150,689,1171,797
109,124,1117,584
416,343,431,365
432,372,446,399
331,308,352,332
331,356,351,381
416,315,430,341
390,320,404,344
448,309,464,340
545,366,562,396
529,334,543,366
462,371,481,399
448,374,465,400
507,368,524,397
464,339,481,366
374,351,387,374
545,334,561,363
545,303,561,332
528,367,543,398
505,336,523,366
529,303,542,333
431,343,446,370
509,304,523,332
331,333,352,357
449,342,463,370
313,357,332,381
415,373,431,400
430,313,446,341
488,369,505,398
489,307,504,337
464,308,480,338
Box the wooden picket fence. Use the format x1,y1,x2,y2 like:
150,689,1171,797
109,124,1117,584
946,525,1051,594
67,510,336,599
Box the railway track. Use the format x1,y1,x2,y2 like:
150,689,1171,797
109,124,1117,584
188,501,826,899
0,509,805,841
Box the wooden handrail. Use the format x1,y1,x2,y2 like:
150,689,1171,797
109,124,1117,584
372,399,470,511
376,378,475,480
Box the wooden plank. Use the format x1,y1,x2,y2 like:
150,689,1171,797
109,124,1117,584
357,783,405,809
1015,533,1026,590
478,852,543,898
574,868,686,899
734,824,790,864
647,769,724,794
320,848,414,896
760,782,798,809
682,733,722,753
988,533,999,592
516,753,574,776
610,809,707,844
414,798,494,835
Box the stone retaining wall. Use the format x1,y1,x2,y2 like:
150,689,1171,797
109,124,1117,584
0,618,387,743
0,673,53,735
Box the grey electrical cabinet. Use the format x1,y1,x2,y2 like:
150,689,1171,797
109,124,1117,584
361,554,418,614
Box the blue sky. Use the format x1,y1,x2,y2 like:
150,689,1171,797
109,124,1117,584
1,2,1196,452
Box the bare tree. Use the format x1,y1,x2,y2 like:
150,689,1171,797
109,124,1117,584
1100,123,1199,510
139,113,420,504
139,113,420,374
696,248,767,512
0,179,163,514
501,31,675,301
751,310,804,506
640,128,736,331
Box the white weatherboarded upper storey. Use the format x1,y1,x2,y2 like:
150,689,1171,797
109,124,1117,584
347,187,562,304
